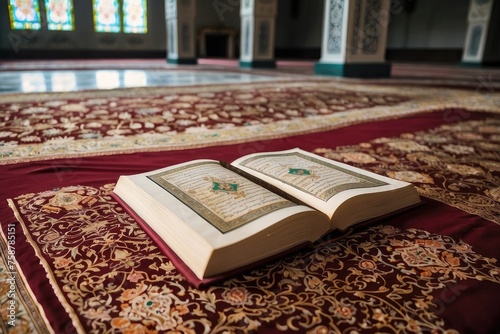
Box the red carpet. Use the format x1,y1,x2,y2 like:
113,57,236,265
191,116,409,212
1,71,499,333
2,108,500,333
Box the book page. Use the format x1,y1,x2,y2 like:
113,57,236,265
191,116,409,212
236,151,388,202
148,161,295,233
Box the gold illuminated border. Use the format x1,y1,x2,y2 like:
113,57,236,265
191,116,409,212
148,161,295,233
239,152,388,202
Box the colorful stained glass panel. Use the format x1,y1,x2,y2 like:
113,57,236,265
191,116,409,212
93,0,121,33
8,0,42,30
123,0,148,33
45,0,75,31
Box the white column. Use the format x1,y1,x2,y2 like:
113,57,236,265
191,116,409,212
239,0,278,68
315,0,391,77
165,0,197,64
462,0,499,65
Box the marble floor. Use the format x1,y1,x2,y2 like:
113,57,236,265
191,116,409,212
0,68,285,94
1,59,499,94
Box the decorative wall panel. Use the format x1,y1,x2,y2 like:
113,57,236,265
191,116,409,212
326,0,344,55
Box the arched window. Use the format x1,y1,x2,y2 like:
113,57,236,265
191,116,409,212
8,0,42,30
93,0,148,34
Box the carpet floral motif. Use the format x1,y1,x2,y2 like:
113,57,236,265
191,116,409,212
0,81,407,164
9,184,500,333
314,117,500,224
2,79,500,164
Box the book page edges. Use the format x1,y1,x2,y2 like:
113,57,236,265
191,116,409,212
231,148,420,222
121,168,318,250
329,187,422,230
111,192,211,286
113,172,329,282
114,189,421,287
112,192,314,287
113,175,213,277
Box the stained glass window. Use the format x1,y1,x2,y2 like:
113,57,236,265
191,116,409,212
8,0,42,30
93,0,121,33
93,0,148,34
123,0,148,33
45,0,75,31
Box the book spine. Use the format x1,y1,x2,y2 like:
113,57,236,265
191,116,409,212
220,161,313,209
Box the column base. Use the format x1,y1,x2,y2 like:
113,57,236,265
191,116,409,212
458,61,484,67
167,58,198,65
459,61,500,67
239,60,276,69
314,62,391,78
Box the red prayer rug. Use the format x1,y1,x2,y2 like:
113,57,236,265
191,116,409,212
0,235,52,334
2,80,499,165
6,185,500,334
313,117,500,224
2,109,500,333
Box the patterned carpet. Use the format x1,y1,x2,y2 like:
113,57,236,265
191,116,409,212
314,117,500,224
1,71,500,333
6,187,500,333
1,79,499,164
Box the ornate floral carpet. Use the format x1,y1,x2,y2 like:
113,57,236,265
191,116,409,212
6,190,500,333
1,79,499,164
1,76,500,333
314,117,500,224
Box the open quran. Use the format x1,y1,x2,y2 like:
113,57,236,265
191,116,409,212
113,148,420,286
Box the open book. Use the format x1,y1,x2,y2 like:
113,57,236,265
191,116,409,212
113,148,420,286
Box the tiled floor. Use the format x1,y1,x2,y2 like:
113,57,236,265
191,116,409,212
0,68,281,94
1,59,499,94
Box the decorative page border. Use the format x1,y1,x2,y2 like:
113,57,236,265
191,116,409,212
147,161,294,233
239,152,387,202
